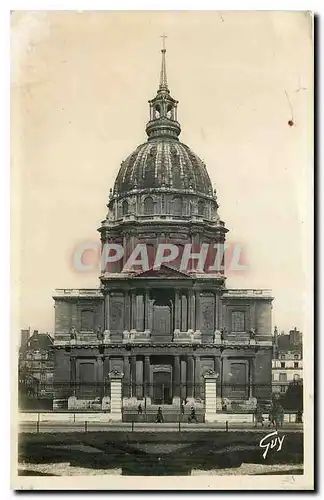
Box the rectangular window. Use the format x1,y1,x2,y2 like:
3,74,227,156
294,354,299,360
231,311,245,333
280,386,286,393
280,362,285,368
280,354,285,360
279,372,287,382
294,362,299,368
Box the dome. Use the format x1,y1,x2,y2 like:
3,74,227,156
113,139,213,198
111,45,215,201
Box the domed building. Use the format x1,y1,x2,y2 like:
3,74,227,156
53,45,274,415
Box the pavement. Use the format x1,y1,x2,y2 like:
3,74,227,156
19,421,303,433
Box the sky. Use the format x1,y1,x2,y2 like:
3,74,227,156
11,11,313,335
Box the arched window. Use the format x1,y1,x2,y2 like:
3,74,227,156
198,200,205,216
154,105,161,119
231,311,245,333
166,103,173,120
144,196,154,215
172,197,182,216
122,200,129,215
81,310,94,331
161,195,165,213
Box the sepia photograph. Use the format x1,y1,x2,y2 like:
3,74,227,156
11,10,314,490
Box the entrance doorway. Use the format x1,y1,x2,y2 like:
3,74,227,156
152,371,172,404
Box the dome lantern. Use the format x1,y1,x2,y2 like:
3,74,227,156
146,37,181,141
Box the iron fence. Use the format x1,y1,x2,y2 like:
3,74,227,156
18,381,302,412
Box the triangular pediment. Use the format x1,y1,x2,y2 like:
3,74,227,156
135,264,190,278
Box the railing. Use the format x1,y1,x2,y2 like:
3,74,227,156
223,289,273,297
103,214,225,225
53,332,272,347
53,289,103,297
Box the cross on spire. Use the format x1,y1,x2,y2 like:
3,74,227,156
159,33,168,90
160,33,167,51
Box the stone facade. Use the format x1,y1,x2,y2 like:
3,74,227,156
52,46,274,411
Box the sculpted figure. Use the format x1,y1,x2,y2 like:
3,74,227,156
70,326,77,340
96,326,104,341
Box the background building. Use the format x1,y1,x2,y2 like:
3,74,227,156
19,329,54,408
52,47,274,414
272,327,303,394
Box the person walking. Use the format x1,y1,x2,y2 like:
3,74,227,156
188,406,199,423
180,400,185,416
254,404,264,428
277,404,284,427
137,404,143,415
156,406,164,423
268,406,276,428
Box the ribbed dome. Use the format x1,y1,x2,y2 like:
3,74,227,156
112,46,214,200
114,139,213,198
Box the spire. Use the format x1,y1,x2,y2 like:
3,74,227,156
159,34,168,91
146,37,181,140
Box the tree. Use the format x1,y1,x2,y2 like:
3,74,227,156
281,379,303,411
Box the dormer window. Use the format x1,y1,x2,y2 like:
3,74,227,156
173,197,182,216
144,196,154,215
122,200,129,216
198,200,205,216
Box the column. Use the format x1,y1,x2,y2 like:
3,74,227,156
144,355,151,399
108,370,124,421
68,356,77,409
122,234,127,269
194,356,201,398
173,355,181,400
144,290,150,330
174,289,181,331
131,355,137,397
250,302,256,331
220,356,224,398
104,356,110,395
70,356,76,396
204,372,218,422
188,290,195,331
123,355,130,398
124,290,130,331
96,356,104,398
105,293,110,331
214,293,219,330
195,291,201,331
249,358,256,399
131,290,136,331
187,355,194,399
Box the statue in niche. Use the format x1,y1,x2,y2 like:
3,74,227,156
70,326,77,340
214,329,222,343
249,328,256,340
103,330,111,342
96,326,104,341
220,327,227,340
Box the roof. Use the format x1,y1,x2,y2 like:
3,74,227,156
113,139,213,198
25,332,54,351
